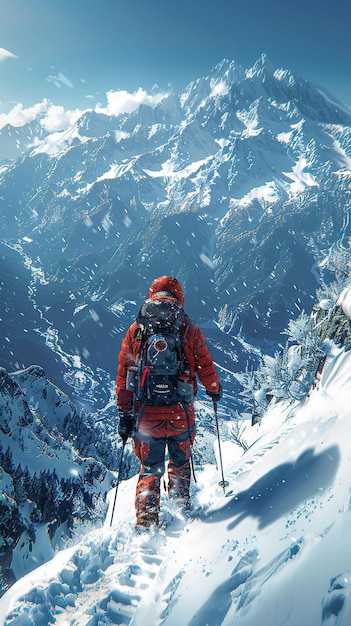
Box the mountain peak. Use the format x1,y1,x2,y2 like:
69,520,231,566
206,58,245,90
246,53,276,78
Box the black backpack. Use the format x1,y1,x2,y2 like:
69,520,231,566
126,298,193,406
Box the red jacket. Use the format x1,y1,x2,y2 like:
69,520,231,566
116,277,220,436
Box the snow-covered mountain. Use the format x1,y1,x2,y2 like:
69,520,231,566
0,117,49,166
1,54,351,618
1,299,351,625
0,364,121,593
1,54,350,408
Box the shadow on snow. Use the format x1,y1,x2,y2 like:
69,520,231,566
203,445,340,530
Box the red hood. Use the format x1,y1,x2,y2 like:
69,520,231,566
148,276,184,305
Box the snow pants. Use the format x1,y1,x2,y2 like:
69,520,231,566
133,430,193,527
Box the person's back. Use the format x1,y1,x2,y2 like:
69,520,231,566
116,276,221,529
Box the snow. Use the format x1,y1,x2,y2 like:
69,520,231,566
199,252,215,269
210,82,229,98
331,139,351,169
96,161,135,181
30,125,89,156
283,156,319,193
144,156,213,180
2,343,351,624
277,130,293,144
337,285,351,318
238,181,281,207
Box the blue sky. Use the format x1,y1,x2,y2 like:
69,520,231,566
0,0,351,117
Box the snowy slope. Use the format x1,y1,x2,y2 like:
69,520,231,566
1,342,351,625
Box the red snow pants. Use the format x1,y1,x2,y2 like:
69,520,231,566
134,406,195,527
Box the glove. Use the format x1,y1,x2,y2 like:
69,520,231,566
206,383,222,403
118,410,134,442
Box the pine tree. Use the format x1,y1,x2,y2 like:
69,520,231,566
2,447,14,475
13,464,27,506
317,244,351,303
239,309,327,418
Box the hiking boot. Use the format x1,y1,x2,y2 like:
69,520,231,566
135,474,161,527
134,521,152,534
168,460,191,510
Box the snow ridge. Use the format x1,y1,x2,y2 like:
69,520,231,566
2,344,351,625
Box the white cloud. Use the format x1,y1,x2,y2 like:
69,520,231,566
46,72,74,89
0,101,48,130
0,101,85,132
0,47,18,62
40,105,85,132
95,87,167,116
0,86,167,134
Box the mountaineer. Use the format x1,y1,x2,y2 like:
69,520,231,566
116,275,221,530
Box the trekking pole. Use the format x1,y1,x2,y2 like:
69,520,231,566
189,445,197,484
110,439,126,527
213,400,229,494
182,403,197,484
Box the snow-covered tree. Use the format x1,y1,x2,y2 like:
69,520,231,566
239,310,327,420
317,243,351,303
